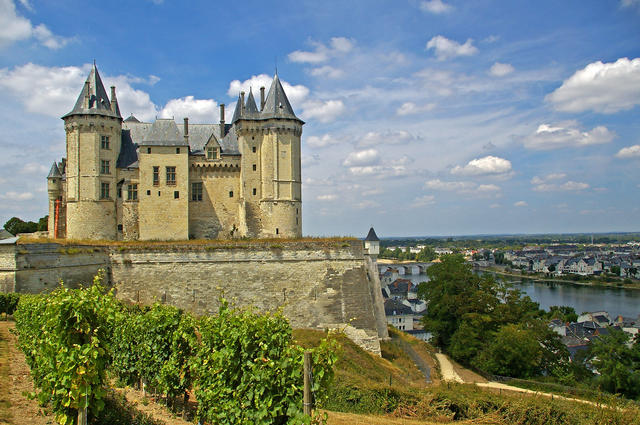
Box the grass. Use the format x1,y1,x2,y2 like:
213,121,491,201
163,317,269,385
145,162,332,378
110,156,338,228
0,330,11,424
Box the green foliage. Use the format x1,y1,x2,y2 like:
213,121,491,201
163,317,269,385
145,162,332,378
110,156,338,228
546,306,578,323
37,215,49,231
3,216,39,234
0,293,20,317
192,300,337,425
14,274,117,425
587,329,640,398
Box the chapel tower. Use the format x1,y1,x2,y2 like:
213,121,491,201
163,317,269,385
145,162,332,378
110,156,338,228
58,64,123,240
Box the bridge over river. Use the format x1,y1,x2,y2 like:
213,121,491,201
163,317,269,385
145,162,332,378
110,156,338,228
378,262,433,275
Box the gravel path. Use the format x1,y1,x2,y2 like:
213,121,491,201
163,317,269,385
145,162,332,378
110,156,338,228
434,353,463,383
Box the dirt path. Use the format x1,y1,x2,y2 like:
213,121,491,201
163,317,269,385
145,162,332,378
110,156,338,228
434,353,463,383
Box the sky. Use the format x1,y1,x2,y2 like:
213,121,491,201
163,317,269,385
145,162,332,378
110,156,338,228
0,0,639,238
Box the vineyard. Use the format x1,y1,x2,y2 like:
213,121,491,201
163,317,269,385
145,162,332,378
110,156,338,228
10,272,338,425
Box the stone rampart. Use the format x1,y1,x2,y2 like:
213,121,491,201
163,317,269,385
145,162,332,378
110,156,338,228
3,239,386,354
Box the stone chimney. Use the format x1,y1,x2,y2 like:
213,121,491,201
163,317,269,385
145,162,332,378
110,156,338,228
219,104,225,138
260,86,265,111
240,91,245,113
183,118,189,143
84,81,91,109
110,86,118,113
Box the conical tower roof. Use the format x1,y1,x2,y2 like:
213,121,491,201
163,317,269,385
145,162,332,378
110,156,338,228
261,74,302,122
62,63,121,119
47,162,61,179
245,88,259,115
231,94,243,123
365,227,380,241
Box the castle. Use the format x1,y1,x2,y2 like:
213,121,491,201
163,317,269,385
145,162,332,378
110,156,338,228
47,64,303,241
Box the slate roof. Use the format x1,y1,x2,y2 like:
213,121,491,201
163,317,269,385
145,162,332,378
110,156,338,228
365,227,380,242
384,298,413,316
140,119,188,147
124,114,140,123
62,64,121,120
47,162,61,179
231,74,303,124
0,229,14,240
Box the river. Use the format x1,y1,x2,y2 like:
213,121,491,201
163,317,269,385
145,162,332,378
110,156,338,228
394,270,640,319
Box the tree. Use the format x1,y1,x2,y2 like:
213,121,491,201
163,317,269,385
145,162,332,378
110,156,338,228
415,246,437,262
546,306,578,323
474,324,543,378
37,215,48,231
588,329,640,398
4,216,41,234
610,265,621,276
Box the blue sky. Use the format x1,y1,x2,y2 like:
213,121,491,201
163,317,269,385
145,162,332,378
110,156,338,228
0,0,639,237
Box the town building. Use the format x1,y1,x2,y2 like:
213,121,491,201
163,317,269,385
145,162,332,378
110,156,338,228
47,64,303,241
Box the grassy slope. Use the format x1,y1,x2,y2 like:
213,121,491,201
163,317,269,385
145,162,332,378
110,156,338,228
293,328,640,425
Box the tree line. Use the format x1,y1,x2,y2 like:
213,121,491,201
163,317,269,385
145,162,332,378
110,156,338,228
3,215,48,235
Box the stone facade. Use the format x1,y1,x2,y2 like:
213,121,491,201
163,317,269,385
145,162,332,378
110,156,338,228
48,65,303,241
2,240,388,354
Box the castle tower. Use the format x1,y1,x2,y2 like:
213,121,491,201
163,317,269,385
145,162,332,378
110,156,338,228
234,75,303,238
61,63,123,240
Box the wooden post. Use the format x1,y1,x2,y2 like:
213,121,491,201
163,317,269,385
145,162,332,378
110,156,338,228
303,351,312,416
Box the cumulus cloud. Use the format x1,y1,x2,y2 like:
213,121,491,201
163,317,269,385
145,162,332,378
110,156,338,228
0,0,71,49
158,96,218,123
316,194,337,201
412,195,436,207
615,144,640,158
531,174,589,191
425,179,501,196
306,134,340,148
420,0,452,14
0,191,34,201
451,155,512,176
489,62,514,77
514,201,528,207
288,37,355,64
426,35,478,61
396,102,436,116
309,65,344,79
301,99,345,123
357,130,418,147
524,122,615,150
546,57,640,114
343,149,380,167
227,74,310,107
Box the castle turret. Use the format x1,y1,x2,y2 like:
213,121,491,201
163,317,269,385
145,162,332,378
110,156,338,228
61,63,123,240
47,162,63,238
364,227,380,261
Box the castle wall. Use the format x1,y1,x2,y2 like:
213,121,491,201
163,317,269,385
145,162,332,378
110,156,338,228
7,240,384,354
67,201,117,240
138,146,189,240
0,244,17,293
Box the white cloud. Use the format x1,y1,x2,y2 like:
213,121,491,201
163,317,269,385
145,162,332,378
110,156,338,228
21,162,48,174
425,179,475,191
227,74,310,107
310,66,344,79
346,165,408,178
357,130,418,147
306,134,340,148
477,184,501,193
514,201,528,207
489,62,514,77
530,173,566,184
426,35,478,61
412,195,436,207
531,174,589,191
621,0,640,8
615,144,640,158
451,155,512,176
158,96,218,123
420,0,452,14
524,122,615,150
301,99,345,123
288,37,355,64
316,194,337,201
546,57,640,114
489,203,501,208
0,0,70,49
0,191,34,201
396,101,436,116
343,149,380,167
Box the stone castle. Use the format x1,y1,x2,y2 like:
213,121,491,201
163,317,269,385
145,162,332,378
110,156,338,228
47,64,303,241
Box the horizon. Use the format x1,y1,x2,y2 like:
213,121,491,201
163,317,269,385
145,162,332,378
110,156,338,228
0,0,638,236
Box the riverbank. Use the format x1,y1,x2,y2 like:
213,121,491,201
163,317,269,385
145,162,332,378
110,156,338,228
479,267,640,291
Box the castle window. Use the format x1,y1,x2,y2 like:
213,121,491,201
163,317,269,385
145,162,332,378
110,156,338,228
252,164,256,171
191,182,203,201
176,148,181,154
147,148,151,154
147,190,151,196
101,135,110,149
229,191,233,198
117,186,122,198
207,147,218,160
153,166,159,186
166,167,176,185
100,182,110,199
174,191,179,199
117,224,123,231
252,188,256,196
276,228,279,235
252,146,256,153
100,160,110,174
127,184,138,201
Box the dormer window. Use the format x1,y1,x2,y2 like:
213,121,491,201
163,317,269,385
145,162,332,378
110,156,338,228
207,147,218,160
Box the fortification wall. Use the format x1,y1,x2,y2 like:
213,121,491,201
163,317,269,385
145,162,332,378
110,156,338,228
0,244,17,292
5,240,385,354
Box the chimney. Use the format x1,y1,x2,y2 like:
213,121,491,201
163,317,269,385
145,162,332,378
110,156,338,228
260,86,265,111
240,91,245,113
183,118,189,143
219,104,225,138
110,86,118,113
84,81,91,109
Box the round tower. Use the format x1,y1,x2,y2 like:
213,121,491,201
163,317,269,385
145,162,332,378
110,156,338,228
62,64,123,240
